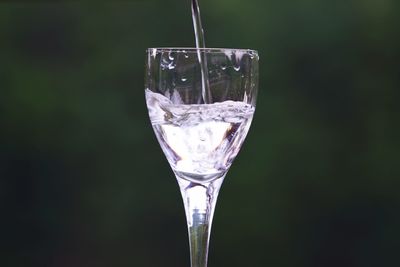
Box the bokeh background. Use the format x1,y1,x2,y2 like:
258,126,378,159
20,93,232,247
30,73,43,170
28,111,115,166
1,1,399,266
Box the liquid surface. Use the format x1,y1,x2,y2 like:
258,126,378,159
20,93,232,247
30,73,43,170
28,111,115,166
146,89,255,182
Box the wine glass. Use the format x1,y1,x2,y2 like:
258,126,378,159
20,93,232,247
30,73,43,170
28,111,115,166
145,47,258,267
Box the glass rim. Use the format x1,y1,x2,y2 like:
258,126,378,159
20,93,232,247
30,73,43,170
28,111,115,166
147,47,258,54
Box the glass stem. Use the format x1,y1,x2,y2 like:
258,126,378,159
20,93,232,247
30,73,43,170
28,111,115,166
177,176,224,267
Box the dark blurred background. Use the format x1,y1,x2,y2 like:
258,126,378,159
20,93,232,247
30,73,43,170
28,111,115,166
1,1,399,266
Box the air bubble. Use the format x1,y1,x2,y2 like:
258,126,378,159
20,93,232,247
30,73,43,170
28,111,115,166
161,56,170,70
168,62,176,69
234,66,241,71
249,50,258,60
168,51,175,61
221,64,227,70
181,77,187,82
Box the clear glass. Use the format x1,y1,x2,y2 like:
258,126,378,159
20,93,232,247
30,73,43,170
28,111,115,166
145,47,259,267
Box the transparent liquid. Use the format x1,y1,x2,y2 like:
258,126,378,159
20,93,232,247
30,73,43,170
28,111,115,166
191,0,211,103
191,0,206,51
146,89,255,182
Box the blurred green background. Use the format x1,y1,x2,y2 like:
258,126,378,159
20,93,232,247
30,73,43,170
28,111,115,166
1,1,399,266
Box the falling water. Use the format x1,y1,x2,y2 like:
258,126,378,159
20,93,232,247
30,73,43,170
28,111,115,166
191,0,211,103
